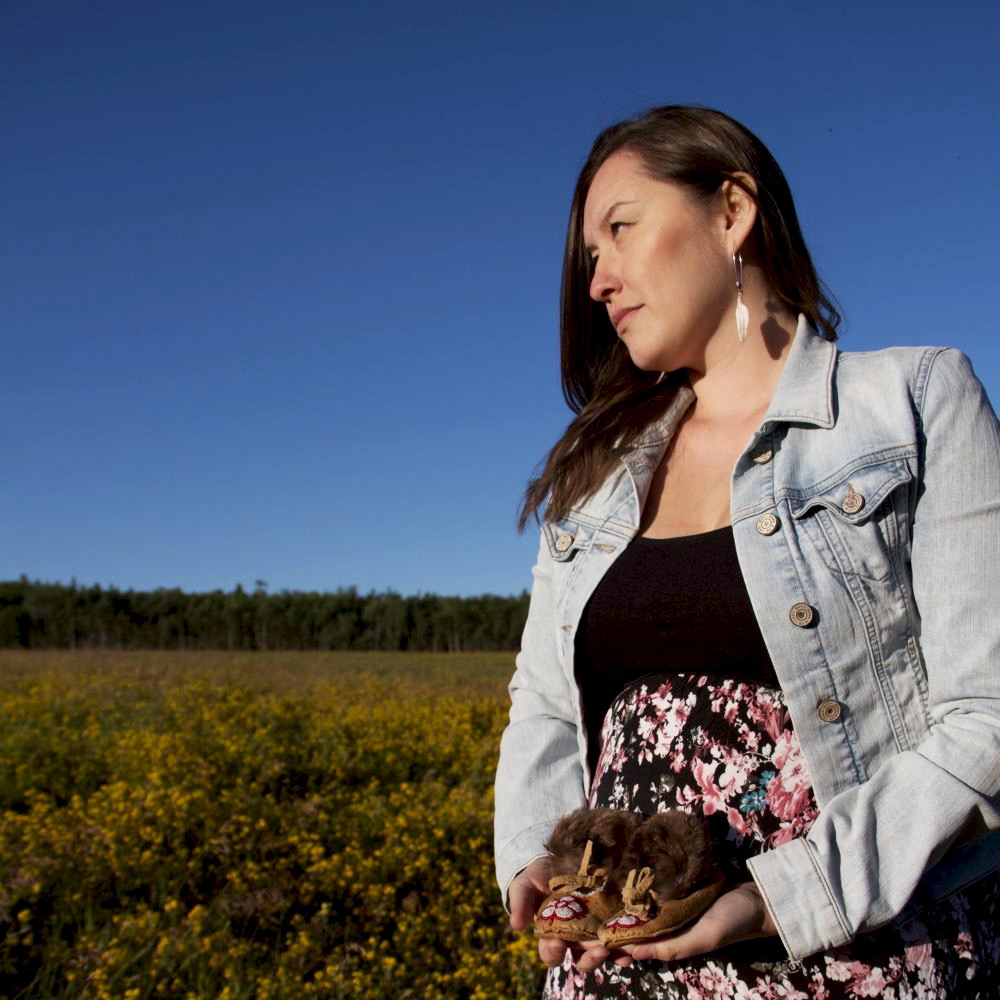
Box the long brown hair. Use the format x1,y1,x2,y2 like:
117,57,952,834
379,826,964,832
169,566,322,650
519,105,841,529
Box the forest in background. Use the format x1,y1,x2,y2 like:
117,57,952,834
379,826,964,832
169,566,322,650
0,578,529,652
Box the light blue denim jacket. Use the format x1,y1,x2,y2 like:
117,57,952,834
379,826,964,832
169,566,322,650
494,316,1000,960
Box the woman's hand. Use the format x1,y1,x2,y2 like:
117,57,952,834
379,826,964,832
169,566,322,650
509,859,613,968
511,866,778,971
507,858,575,967
621,882,777,963
570,881,777,971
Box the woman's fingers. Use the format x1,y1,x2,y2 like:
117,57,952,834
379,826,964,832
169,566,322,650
620,883,776,962
508,880,538,932
538,936,570,966
571,939,609,973
520,880,777,968
536,936,613,972
507,858,577,967
507,858,551,932
621,920,720,962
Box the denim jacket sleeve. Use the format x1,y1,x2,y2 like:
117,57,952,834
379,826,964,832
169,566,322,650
747,348,1000,959
493,531,589,908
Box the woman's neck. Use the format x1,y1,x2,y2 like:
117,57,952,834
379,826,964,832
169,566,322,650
686,293,798,423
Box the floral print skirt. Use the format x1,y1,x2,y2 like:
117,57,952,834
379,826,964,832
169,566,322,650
543,673,999,999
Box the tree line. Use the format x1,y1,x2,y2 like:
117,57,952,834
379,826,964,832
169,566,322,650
0,578,530,652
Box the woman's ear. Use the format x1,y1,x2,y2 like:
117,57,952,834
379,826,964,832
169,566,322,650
719,174,758,254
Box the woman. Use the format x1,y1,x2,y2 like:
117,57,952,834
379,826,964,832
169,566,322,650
494,105,1000,998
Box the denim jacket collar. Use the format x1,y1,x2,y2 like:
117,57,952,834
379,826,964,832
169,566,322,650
762,314,837,430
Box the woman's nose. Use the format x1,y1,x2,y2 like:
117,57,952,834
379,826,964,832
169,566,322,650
589,257,619,302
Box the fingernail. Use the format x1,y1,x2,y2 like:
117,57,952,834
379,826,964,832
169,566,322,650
631,946,651,960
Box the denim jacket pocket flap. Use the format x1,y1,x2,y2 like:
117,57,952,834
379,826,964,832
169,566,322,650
789,459,912,526
542,518,591,561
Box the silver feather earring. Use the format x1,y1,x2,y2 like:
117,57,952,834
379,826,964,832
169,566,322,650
733,249,749,343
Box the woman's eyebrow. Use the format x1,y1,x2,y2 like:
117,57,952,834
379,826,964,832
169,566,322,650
584,200,638,250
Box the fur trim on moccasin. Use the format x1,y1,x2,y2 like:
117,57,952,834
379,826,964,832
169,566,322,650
598,810,724,946
533,808,637,941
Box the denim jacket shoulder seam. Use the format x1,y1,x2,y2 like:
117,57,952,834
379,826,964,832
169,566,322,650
913,347,946,416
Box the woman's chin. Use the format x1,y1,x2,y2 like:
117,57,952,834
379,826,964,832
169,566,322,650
627,348,676,375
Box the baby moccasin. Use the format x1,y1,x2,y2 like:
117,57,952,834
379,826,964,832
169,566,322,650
597,863,725,945
598,809,726,946
533,808,637,941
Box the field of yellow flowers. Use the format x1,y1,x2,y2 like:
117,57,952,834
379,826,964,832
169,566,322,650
0,650,544,999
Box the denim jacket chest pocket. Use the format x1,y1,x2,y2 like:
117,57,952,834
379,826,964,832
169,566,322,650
787,456,915,586
780,454,932,756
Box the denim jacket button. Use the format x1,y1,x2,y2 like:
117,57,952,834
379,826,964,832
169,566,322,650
554,533,574,552
789,602,815,627
750,444,773,464
841,485,865,515
817,699,842,723
755,513,779,535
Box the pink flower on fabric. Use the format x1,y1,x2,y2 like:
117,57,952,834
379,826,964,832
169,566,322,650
727,805,749,835
849,964,890,996
769,823,801,847
638,694,692,763
674,693,696,729
901,919,934,974
718,748,751,797
698,961,736,997
745,695,767,727
676,784,698,808
749,975,809,999
766,732,815,821
691,757,726,814
808,970,831,1000
955,930,974,959
822,957,854,982
654,678,675,699
724,698,740,725
763,701,787,744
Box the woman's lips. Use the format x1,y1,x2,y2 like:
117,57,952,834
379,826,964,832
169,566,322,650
612,305,642,334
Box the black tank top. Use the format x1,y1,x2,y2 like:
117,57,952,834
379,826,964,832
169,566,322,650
574,525,779,773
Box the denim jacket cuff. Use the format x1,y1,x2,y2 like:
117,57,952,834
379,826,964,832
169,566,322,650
747,838,852,960
496,821,559,913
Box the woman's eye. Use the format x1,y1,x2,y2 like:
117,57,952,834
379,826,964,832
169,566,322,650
610,221,629,238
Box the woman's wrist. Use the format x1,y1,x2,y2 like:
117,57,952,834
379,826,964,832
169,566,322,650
740,880,777,937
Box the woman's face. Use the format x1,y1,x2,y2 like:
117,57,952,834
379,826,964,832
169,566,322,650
582,150,735,374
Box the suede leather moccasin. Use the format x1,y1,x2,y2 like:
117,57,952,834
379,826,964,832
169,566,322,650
533,838,620,941
597,864,726,946
533,807,638,942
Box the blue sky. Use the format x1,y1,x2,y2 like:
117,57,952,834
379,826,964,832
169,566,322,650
3,1,998,597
